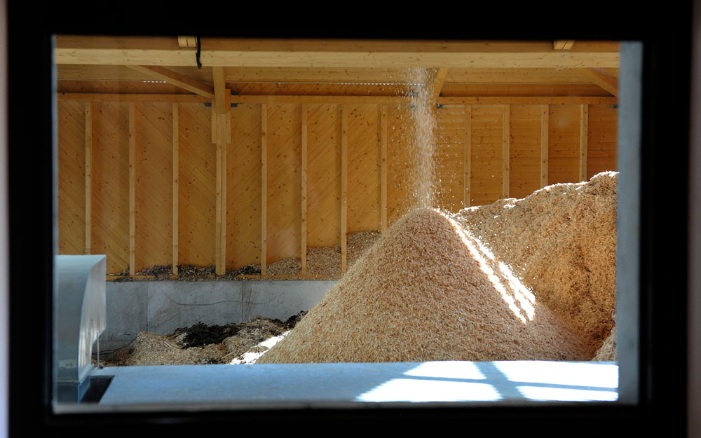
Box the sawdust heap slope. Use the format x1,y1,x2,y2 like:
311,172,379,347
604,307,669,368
256,207,592,364
451,171,617,347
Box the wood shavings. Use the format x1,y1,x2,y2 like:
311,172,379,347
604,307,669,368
451,171,617,347
257,206,597,364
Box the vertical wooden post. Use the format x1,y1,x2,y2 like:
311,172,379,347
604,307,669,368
128,103,136,276
580,104,589,181
540,105,549,188
215,141,224,274
261,104,268,277
341,106,348,273
211,67,230,276
172,103,179,277
380,105,388,232
464,105,472,208
502,104,510,199
84,102,92,255
301,105,308,275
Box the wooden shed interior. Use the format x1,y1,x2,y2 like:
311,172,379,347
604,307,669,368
54,36,620,279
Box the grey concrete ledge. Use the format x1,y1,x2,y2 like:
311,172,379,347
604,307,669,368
98,280,336,352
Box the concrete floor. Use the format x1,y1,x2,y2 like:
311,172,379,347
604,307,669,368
54,360,619,413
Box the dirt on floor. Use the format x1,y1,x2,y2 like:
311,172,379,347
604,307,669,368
97,312,306,367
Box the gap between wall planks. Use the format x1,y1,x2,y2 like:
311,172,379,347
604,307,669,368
63,98,615,276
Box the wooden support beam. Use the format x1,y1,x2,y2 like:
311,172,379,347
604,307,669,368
128,103,136,276
464,105,472,207
439,96,617,106
502,104,510,198
341,106,348,273
428,67,449,103
212,66,227,114
212,67,230,276
58,93,207,103
172,103,179,277
127,65,215,99
540,105,549,188
380,105,388,232
84,102,92,254
215,143,225,275
301,105,308,275
580,104,589,181
261,104,268,278
231,95,409,105
56,36,619,69
57,93,618,107
581,67,619,97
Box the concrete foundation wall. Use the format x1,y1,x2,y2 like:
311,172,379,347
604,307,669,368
97,280,336,352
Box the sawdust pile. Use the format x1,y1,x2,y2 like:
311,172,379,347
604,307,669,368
257,206,598,364
593,326,616,361
450,171,617,348
100,315,303,366
265,231,381,279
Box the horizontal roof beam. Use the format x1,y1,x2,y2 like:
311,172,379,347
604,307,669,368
55,36,620,69
57,92,617,106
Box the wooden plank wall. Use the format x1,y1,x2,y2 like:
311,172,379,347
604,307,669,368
57,100,617,275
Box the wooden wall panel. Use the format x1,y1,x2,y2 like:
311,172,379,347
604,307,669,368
470,105,505,206
91,102,130,273
134,102,173,271
228,104,262,269
549,105,581,184
435,106,466,213
57,97,619,276
387,104,416,224
178,103,216,267
306,104,341,247
347,104,381,232
266,104,302,262
587,104,618,177
510,105,542,199
57,100,86,254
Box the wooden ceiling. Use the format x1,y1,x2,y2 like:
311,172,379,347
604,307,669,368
54,36,620,106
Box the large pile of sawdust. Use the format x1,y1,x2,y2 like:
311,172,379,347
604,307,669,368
258,171,617,364
257,207,597,364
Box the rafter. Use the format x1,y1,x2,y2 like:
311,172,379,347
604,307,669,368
580,67,619,96
126,65,214,98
